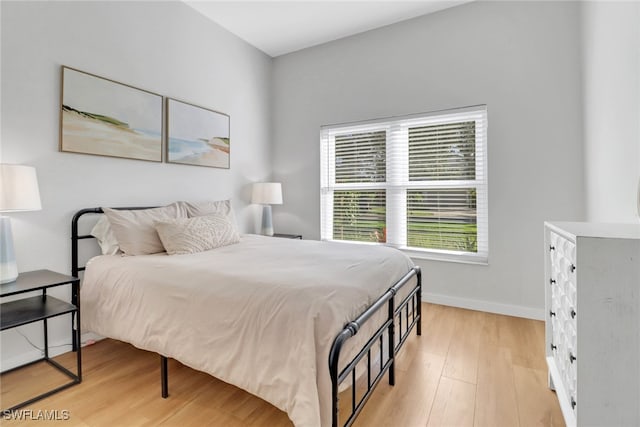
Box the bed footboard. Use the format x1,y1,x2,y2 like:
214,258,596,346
329,266,421,427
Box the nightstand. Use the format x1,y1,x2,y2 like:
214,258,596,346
0,269,81,411
273,233,302,239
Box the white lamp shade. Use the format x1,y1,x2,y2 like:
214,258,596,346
0,164,42,212
252,182,283,205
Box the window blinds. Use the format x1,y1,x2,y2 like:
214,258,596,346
321,106,488,263
408,121,476,181
335,131,386,184
333,190,386,243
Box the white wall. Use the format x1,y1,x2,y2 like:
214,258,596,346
271,1,585,318
582,1,640,223
0,1,271,369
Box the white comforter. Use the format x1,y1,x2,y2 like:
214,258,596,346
81,235,415,426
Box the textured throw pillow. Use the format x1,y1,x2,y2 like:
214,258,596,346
102,203,187,256
155,214,240,255
90,215,120,255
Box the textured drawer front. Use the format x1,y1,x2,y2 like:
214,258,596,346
544,222,640,427
549,231,578,413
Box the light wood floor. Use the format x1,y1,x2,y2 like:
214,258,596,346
1,303,565,426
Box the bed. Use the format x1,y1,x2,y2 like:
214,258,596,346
72,204,421,427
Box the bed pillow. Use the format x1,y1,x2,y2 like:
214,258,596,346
179,200,235,219
90,216,121,255
178,199,239,235
155,213,240,255
102,203,187,256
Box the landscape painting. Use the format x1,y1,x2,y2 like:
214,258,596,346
60,67,162,162
166,98,230,169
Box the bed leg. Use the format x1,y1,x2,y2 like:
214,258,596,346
161,356,168,398
416,267,422,336
330,330,352,427
388,294,395,386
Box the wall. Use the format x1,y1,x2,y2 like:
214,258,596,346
582,1,640,223
271,1,585,318
0,1,271,369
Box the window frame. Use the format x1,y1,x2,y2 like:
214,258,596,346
320,105,488,264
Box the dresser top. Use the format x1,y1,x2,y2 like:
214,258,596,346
545,221,640,240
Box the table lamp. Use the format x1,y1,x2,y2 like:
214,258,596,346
252,182,282,236
0,164,42,284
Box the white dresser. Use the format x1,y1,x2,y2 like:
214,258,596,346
544,222,640,427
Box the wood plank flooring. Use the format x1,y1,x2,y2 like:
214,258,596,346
1,303,565,426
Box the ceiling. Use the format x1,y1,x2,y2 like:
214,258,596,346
185,1,472,57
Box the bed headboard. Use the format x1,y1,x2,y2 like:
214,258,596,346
71,207,155,277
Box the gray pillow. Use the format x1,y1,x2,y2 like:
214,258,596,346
178,200,235,220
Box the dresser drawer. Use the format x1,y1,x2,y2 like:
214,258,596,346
550,231,577,322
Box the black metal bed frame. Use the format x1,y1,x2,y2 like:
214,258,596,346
72,207,422,427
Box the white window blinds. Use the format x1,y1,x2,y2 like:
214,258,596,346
320,106,488,264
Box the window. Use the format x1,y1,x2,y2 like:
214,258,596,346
320,106,488,264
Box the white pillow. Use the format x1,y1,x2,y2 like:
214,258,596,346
178,200,235,219
90,216,120,255
155,214,240,255
102,203,187,256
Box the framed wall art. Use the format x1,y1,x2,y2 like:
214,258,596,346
166,98,230,169
60,66,163,162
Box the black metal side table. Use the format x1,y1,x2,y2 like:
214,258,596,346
0,269,81,411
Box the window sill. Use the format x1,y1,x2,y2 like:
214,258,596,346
324,238,488,265
400,248,489,266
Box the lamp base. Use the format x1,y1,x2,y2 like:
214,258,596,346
261,205,274,236
0,216,18,284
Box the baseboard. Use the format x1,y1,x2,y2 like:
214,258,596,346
423,292,545,320
1,348,48,372
0,332,105,372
